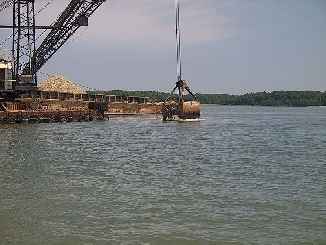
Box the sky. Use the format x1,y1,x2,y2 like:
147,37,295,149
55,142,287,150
0,0,325,94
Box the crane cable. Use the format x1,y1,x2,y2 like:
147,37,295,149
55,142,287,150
65,26,89,45
0,0,56,47
35,0,55,16
39,71,100,92
0,0,14,47
176,0,181,81
36,0,89,45
0,34,11,47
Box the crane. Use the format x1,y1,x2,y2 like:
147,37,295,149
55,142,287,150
0,0,106,91
29,0,106,75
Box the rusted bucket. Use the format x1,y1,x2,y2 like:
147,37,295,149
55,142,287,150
162,100,200,121
162,101,176,121
181,101,200,119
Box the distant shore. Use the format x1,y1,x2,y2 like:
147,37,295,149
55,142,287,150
89,90,326,107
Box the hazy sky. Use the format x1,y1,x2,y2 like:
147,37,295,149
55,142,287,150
1,0,325,94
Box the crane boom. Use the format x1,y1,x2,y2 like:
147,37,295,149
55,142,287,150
0,0,13,12
25,0,106,74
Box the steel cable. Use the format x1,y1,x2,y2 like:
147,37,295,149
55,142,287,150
176,0,182,80
0,0,56,46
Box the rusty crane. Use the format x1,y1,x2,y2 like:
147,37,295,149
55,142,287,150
0,0,106,92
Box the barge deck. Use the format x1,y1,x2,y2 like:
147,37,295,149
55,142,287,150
0,91,162,124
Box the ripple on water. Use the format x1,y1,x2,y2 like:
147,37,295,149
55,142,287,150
0,106,325,243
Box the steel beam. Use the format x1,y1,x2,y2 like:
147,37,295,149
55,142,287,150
31,0,106,73
12,0,37,88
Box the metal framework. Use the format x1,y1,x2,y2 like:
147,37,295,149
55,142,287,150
1,0,106,90
0,0,13,12
31,0,106,74
13,0,37,88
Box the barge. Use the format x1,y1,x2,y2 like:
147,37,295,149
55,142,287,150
1,49,161,124
0,91,162,124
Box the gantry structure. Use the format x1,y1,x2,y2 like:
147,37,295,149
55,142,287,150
0,0,106,90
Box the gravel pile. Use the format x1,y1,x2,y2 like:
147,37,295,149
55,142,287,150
38,75,86,94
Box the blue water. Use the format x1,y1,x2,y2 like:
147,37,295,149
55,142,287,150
0,105,325,244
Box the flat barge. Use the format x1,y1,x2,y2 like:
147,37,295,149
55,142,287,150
1,49,161,124
0,90,162,124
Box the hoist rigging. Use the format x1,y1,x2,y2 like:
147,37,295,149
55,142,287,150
162,0,200,121
32,0,106,76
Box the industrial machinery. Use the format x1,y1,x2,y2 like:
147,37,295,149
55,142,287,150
0,0,106,92
162,76,200,121
162,0,200,121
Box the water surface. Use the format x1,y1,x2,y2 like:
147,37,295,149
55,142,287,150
1,106,325,244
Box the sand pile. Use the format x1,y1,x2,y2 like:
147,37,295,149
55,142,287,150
38,75,86,94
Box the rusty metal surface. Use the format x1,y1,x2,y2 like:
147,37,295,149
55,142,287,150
0,95,162,123
0,109,105,124
107,102,162,115
181,101,200,119
162,101,200,121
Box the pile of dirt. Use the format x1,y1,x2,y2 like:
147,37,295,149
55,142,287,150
38,75,86,94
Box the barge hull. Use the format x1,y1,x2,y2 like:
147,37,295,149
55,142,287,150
0,91,162,123
0,109,106,123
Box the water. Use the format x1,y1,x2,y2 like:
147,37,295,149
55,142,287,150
0,105,325,244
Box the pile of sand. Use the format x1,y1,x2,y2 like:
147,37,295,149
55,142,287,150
38,75,86,94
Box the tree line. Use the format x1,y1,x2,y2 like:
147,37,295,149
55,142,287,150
90,90,326,107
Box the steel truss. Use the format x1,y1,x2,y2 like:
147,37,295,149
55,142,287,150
13,0,37,88
3,0,106,89
32,0,106,74
0,0,13,12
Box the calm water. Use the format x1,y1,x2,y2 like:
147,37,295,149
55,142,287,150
0,105,325,244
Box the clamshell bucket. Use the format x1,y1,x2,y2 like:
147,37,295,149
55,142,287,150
162,100,200,121
180,101,200,119
162,1,201,122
